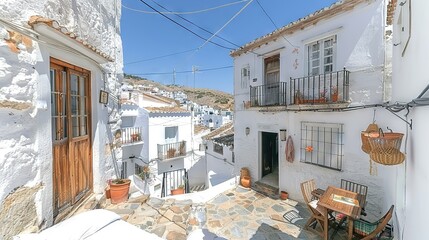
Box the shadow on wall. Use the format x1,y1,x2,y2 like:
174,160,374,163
187,155,206,187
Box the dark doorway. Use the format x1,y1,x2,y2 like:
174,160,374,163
261,132,278,177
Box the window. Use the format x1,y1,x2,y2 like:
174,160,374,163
213,143,223,155
240,65,250,89
264,55,280,85
307,36,336,76
300,122,343,170
165,126,178,143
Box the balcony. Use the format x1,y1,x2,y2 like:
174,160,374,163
157,141,187,160
289,69,350,105
121,127,143,146
250,82,287,107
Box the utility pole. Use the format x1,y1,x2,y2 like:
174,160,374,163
192,66,198,89
173,68,176,86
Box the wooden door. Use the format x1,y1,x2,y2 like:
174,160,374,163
50,59,92,217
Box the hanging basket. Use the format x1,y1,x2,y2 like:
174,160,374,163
361,123,379,154
368,129,405,165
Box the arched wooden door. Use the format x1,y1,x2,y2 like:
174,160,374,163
50,58,92,218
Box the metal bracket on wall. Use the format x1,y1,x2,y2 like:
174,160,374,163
385,107,413,130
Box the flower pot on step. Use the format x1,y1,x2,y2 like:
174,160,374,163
280,191,289,200
171,187,185,195
241,176,251,188
109,179,131,204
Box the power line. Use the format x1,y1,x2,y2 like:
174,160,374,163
128,65,233,76
123,0,248,15
199,0,255,50
138,0,234,50
149,0,241,48
255,0,298,48
125,48,198,65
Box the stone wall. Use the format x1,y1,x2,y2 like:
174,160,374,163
0,185,42,240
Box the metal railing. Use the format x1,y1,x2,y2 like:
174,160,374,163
157,141,187,160
161,168,189,197
289,69,350,105
121,127,143,144
250,82,287,107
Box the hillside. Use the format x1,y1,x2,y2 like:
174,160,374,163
124,76,234,110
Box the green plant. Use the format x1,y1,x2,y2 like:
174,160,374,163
111,179,126,184
177,184,185,189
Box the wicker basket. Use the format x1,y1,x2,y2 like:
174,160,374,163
361,123,379,154
368,131,405,165
369,148,405,165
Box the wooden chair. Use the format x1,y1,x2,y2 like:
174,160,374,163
341,179,368,215
353,205,394,240
300,179,329,237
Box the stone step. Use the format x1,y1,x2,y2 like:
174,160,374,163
251,181,279,199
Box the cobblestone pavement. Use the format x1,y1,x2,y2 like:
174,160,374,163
103,187,348,240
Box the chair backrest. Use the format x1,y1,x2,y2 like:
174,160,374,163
341,179,368,205
361,205,394,240
300,179,316,204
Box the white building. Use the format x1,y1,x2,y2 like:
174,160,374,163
120,90,195,198
0,0,123,238
232,0,391,221
387,0,429,238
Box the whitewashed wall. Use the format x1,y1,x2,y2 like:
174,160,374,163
0,0,123,235
233,0,390,221
205,141,235,188
389,1,429,238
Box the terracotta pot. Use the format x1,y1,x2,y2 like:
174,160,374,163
240,167,250,179
109,179,131,204
241,176,251,188
280,191,289,200
331,92,338,102
171,188,185,195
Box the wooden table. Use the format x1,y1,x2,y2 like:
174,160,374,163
317,186,363,240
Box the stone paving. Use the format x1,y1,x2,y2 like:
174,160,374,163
102,187,348,240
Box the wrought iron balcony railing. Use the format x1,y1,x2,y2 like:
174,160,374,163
121,127,143,145
289,69,350,105
250,82,287,107
157,141,187,160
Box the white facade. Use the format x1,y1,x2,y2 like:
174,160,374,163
233,0,390,221
387,1,429,238
205,135,235,188
0,0,123,237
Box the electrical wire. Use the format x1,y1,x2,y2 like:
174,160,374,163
138,0,234,50
255,0,298,48
198,0,255,50
123,0,248,15
128,65,233,76
125,48,198,65
149,0,241,49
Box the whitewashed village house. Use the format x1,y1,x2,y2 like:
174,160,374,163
232,0,394,222
120,89,195,197
0,0,123,238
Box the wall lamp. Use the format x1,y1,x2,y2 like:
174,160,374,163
245,127,250,136
280,129,287,141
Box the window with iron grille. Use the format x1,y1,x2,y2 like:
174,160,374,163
213,143,223,155
300,122,343,170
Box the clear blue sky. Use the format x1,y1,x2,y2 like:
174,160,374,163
121,0,338,94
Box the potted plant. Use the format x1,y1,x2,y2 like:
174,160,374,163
294,90,303,104
171,184,185,195
179,141,186,155
131,133,140,142
167,148,176,158
109,178,131,204
331,86,338,102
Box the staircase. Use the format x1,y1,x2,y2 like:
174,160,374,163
251,181,279,199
